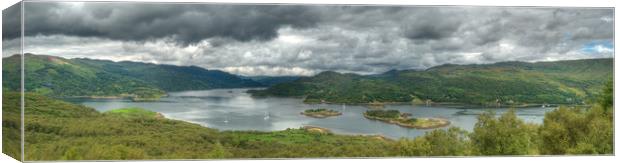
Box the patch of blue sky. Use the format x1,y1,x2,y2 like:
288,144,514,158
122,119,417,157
580,40,614,55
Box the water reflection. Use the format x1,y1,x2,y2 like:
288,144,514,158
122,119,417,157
66,88,556,139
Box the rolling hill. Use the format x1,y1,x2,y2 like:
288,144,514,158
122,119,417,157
239,75,301,86
2,91,397,160
249,58,613,106
2,53,263,99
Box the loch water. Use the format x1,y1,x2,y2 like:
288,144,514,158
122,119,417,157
67,88,557,139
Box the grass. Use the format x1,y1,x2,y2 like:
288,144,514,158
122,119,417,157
5,92,397,160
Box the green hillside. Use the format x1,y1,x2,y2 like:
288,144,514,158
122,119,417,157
250,58,613,105
2,54,166,100
1,54,263,99
3,81,612,160
240,75,300,86
73,58,263,91
5,92,396,160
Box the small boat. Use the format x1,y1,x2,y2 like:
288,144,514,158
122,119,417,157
223,116,229,123
264,112,270,120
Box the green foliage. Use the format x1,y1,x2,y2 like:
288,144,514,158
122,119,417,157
599,79,613,111
7,92,396,160
219,129,396,158
242,76,300,86
1,54,21,94
252,59,612,105
365,110,401,119
2,91,21,160
3,54,166,99
2,76,612,160
301,108,341,118
2,54,264,99
538,80,613,155
304,108,329,113
206,142,231,158
74,57,262,91
396,127,472,156
470,110,538,155
539,106,613,154
303,108,339,114
105,108,158,118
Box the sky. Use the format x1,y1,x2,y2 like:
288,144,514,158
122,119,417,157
2,2,614,76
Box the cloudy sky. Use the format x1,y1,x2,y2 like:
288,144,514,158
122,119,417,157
2,2,614,76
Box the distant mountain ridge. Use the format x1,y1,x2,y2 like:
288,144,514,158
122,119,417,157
2,53,263,99
239,75,301,86
72,57,263,91
249,58,613,106
2,54,613,105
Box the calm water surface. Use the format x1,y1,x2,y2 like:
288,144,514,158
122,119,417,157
66,88,557,139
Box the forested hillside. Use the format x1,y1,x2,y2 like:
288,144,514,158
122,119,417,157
240,76,300,86
1,80,612,160
250,58,612,106
1,54,263,99
74,58,262,91
7,92,396,160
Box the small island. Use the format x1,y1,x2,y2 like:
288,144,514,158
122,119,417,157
105,107,165,119
301,108,342,118
363,110,450,129
302,125,332,134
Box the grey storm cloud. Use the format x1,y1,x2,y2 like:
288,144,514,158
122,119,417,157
10,2,323,45
2,2,614,76
401,9,463,40
2,2,21,41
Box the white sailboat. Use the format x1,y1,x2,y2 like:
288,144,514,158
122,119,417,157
264,111,270,120
223,116,229,123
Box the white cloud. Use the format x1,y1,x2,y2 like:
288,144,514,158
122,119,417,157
594,45,614,53
3,6,613,76
222,66,316,76
601,16,613,23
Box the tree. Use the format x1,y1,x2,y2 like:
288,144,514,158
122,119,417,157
206,142,230,158
424,127,472,156
470,110,536,155
599,79,613,111
395,137,431,156
396,127,471,156
539,79,613,155
539,105,612,154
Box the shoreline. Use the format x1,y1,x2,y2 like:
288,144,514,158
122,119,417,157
301,100,577,109
300,110,342,118
136,109,397,140
363,113,451,129
248,91,583,108
302,125,393,141
59,94,168,101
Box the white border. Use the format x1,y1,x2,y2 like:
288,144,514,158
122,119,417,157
1,0,618,163
7,0,619,7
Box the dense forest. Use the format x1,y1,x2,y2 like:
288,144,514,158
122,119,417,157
250,58,612,106
1,54,264,99
2,54,611,105
240,76,300,86
1,80,613,160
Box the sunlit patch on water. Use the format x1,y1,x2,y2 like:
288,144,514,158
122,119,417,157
67,88,557,139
